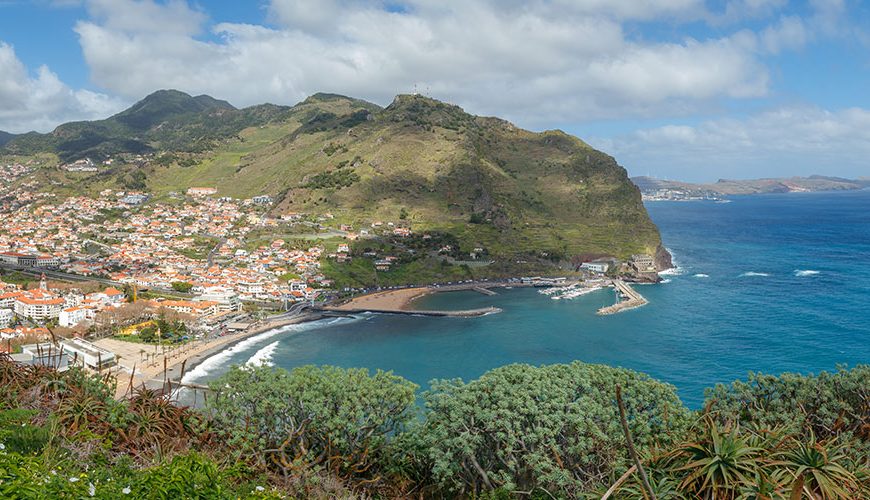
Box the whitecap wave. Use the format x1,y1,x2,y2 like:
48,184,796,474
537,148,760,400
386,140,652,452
182,316,361,383
693,273,709,278
246,341,279,367
660,278,672,284
739,272,770,277
658,267,684,276
794,270,820,277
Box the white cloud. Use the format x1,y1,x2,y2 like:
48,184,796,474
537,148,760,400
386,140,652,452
760,16,808,54
70,0,779,126
0,42,124,133
593,106,870,180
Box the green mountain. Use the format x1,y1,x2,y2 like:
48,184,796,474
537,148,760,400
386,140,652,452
2,89,292,161
5,90,672,278
0,130,15,148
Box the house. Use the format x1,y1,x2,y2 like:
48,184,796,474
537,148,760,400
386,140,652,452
237,281,265,296
120,194,149,205
0,291,25,309
251,195,273,205
0,308,12,328
59,307,89,327
580,260,611,273
186,187,217,197
197,287,241,312
631,254,656,272
374,259,392,271
158,300,218,317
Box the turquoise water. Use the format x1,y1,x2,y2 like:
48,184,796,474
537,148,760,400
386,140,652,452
184,190,870,407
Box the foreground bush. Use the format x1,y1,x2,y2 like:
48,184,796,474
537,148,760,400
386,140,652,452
422,362,691,496
2,350,868,498
705,365,870,444
207,365,418,491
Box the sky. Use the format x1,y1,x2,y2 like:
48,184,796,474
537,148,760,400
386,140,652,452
0,0,868,181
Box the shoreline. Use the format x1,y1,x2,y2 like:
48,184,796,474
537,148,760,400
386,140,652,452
137,277,647,394
105,312,325,397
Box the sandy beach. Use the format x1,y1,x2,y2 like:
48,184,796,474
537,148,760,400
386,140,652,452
331,287,433,312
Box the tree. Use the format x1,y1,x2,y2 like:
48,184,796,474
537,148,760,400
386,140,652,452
171,281,193,293
421,362,691,496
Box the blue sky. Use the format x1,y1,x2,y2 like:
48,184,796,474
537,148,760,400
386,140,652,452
1,0,868,181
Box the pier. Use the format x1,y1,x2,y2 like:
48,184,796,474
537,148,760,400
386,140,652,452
597,280,648,315
472,286,498,296
320,306,501,317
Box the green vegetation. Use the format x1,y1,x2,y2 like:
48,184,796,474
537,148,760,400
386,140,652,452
302,169,360,189
6,90,667,283
2,350,867,498
2,90,291,162
170,281,193,293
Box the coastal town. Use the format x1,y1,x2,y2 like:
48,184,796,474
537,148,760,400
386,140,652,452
1,157,660,388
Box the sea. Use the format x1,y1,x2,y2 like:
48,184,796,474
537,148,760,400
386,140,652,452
182,189,870,407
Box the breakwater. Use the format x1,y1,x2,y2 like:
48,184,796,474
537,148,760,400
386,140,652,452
597,280,648,315
321,306,501,317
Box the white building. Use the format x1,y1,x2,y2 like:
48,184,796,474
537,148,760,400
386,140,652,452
59,338,116,371
237,281,265,297
580,261,610,273
0,308,13,328
59,306,88,328
14,295,64,321
197,287,241,312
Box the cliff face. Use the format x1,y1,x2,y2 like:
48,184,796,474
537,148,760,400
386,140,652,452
655,244,674,271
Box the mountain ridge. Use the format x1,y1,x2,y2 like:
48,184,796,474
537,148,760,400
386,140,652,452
3,89,671,279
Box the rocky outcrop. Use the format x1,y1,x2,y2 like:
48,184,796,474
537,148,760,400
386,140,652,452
654,244,673,272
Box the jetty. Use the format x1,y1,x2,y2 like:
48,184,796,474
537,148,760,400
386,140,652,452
320,306,501,317
472,286,498,296
597,280,648,315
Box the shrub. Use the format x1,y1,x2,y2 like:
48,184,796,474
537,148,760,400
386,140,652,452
421,362,690,496
207,365,418,487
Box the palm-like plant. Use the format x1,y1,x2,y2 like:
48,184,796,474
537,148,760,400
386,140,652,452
670,420,763,499
772,436,859,500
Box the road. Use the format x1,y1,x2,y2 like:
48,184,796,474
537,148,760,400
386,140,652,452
0,263,193,298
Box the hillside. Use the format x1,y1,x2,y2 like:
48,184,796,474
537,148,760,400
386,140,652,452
4,90,671,279
2,90,292,161
634,175,869,197
0,130,14,147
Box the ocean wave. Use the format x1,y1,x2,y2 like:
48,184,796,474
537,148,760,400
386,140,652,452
794,269,820,277
739,272,770,277
660,278,672,284
693,273,709,278
246,341,279,367
182,316,360,383
658,247,685,276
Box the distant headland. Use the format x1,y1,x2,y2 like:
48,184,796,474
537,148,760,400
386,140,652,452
633,175,869,201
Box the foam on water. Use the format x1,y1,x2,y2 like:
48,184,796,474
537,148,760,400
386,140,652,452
794,270,821,277
182,316,361,383
693,273,710,278
246,341,279,367
739,271,770,277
